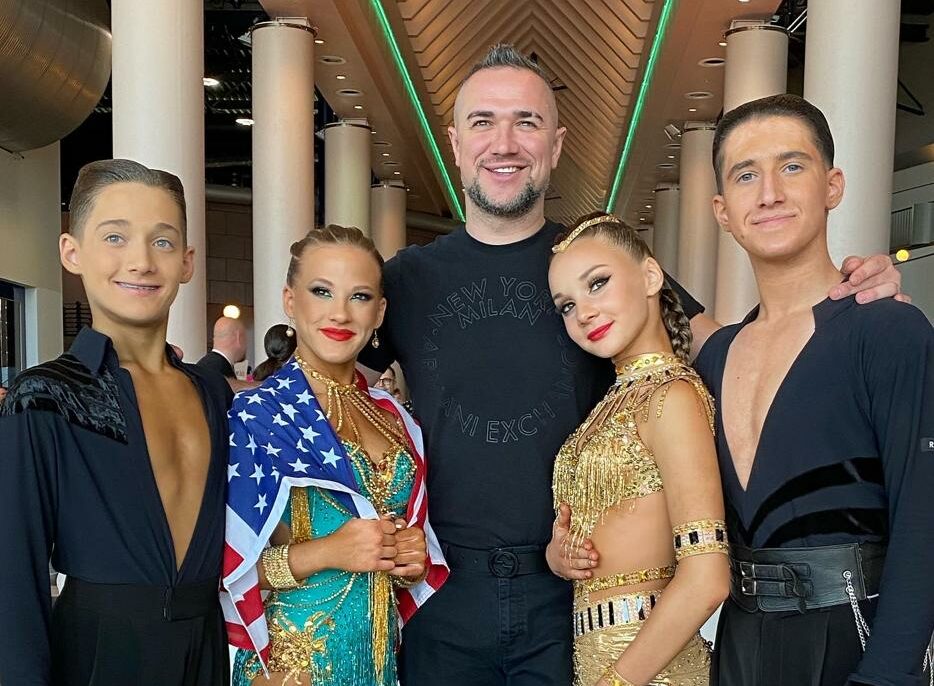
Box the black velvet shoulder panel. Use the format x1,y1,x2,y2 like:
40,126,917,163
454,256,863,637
1,354,127,443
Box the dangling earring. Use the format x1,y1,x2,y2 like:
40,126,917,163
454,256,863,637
286,318,295,338
371,330,380,348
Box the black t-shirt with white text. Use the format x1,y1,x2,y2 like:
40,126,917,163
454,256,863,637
360,222,703,549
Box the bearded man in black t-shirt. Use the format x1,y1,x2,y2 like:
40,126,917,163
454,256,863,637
358,44,902,686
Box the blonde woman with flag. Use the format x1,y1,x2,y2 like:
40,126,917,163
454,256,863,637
222,225,448,685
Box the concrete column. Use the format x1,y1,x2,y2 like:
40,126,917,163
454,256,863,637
324,121,372,235
804,0,899,263
251,20,316,363
715,24,789,324
370,182,407,260
653,183,680,276
677,123,719,309
112,0,205,358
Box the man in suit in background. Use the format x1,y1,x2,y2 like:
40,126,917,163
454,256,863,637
196,316,246,379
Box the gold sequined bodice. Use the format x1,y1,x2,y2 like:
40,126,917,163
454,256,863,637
553,353,715,548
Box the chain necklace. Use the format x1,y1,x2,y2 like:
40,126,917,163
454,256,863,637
294,354,408,497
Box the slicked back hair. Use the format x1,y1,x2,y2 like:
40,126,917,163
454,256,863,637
286,224,384,291
462,43,547,86
713,93,835,194
68,159,188,241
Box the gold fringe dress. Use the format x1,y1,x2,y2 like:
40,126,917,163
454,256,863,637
553,352,724,686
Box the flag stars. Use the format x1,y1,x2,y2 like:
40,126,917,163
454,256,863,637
272,413,288,427
246,435,257,455
247,394,264,405
254,493,268,514
289,456,310,473
277,377,295,390
237,409,256,423
262,442,281,458
322,448,342,466
250,463,265,485
227,462,240,482
315,409,327,423
300,425,320,444
229,433,237,447
281,403,298,421
296,438,309,453
295,390,312,405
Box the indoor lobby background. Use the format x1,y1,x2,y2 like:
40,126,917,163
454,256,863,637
1,0,932,387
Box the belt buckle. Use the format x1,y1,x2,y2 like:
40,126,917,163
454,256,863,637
740,577,757,596
163,587,173,621
739,561,756,578
489,549,520,578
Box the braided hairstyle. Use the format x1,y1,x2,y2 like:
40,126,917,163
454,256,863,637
553,211,693,362
287,224,385,290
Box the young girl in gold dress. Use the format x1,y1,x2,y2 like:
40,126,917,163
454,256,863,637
547,213,730,686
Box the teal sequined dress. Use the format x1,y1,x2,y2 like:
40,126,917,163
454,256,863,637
232,442,415,686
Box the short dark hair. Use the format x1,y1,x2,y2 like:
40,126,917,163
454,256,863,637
68,159,188,240
712,94,835,193
463,43,547,85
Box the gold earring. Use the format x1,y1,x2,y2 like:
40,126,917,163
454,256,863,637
372,330,380,348
286,318,295,338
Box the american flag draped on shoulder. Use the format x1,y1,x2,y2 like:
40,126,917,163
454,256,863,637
220,358,448,668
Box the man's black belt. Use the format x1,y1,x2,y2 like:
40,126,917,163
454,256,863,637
729,542,885,613
442,543,549,578
62,576,220,622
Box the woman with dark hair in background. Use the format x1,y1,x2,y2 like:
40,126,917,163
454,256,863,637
252,323,297,382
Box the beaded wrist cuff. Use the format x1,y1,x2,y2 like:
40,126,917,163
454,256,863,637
672,519,728,561
262,544,300,590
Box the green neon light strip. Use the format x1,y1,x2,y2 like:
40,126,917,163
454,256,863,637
370,0,465,221
605,0,677,213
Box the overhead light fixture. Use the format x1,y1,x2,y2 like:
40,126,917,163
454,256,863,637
381,152,390,157
314,38,325,44
337,88,363,97
699,57,726,67
319,55,346,65
370,0,464,221
667,154,675,159
223,304,241,319
203,77,220,87
657,163,676,169
719,40,728,47
895,248,910,262
689,108,698,112
353,105,363,110
235,117,254,126
393,171,401,175
739,0,751,3
685,91,714,100
336,74,347,80
639,217,646,221
645,204,652,209
605,0,675,212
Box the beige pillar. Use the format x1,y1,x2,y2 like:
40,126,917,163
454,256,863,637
677,123,719,309
653,183,680,276
112,0,206,357
715,24,788,324
324,121,372,235
370,182,407,260
804,0,899,263
251,20,316,363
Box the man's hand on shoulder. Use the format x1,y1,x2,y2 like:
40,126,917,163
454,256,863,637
831,254,910,304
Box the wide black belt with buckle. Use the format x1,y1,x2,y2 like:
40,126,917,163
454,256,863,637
442,543,549,578
62,577,220,622
729,542,885,613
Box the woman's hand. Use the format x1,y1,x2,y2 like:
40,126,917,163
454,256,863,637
389,519,428,579
546,503,599,580
320,517,398,573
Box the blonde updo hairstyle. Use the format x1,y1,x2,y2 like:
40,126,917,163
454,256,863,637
553,212,693,362
286,224,385,290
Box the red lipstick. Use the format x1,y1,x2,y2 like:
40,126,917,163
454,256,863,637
587,322,613,342
320,328,355,342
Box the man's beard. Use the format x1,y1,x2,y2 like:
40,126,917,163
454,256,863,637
465,176,543,219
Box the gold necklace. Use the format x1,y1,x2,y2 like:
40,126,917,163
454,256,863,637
294,354,408,471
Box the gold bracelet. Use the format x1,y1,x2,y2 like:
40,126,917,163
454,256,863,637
672,518,729,561
602,664,637,686
261,544,300,590
390,566,429,589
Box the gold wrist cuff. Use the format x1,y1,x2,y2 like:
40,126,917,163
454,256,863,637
602,664,637,686
672,518,729,561
262,544,300,590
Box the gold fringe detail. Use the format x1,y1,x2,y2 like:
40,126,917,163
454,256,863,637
290,487,312,543
369,571,393,683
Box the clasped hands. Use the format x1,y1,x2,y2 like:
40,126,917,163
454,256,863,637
546,503,599,581
327,514,427,580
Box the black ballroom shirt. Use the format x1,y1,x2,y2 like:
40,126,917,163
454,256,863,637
694,296,934,686
0,327,233,686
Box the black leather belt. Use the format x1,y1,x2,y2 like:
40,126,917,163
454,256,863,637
729,542,885,613
62,577,220,622
442,543,549,578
